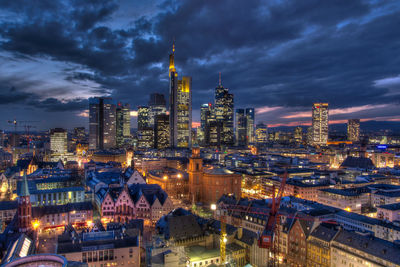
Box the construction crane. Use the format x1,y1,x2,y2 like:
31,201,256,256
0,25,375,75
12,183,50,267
258,171,287,266
7,120,38,152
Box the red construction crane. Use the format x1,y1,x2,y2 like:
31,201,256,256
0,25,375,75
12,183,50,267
258,171,287,249
7,120,38,152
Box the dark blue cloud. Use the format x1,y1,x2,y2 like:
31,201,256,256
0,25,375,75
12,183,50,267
0,0,399,129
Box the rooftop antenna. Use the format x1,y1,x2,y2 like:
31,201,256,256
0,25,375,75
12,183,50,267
219,72,222,86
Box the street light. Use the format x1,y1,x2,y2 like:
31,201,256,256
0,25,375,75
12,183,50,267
211,204,217,211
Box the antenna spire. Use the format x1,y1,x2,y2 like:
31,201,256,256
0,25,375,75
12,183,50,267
219,72,222,86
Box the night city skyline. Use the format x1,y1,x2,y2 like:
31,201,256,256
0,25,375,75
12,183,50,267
2,2,400,267
0,0,399,131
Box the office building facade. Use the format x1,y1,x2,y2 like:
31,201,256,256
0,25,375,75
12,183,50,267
214,77,234,146
235,109,247,146
116,103,130,147
154,114,170,149
50,128,67,162
89,97,116,150
169,43,192,148
149,93,167,127
347,119,360,142
311,103,329,146
245,108,255,144
255,123,268,144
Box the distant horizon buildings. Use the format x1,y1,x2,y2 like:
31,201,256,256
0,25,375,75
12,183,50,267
311,103,329,146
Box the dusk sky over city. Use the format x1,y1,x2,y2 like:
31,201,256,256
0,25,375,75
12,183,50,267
0,0,400,130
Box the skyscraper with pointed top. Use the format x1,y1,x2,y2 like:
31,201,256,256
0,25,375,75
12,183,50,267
169,42,192,148
214,73,234,146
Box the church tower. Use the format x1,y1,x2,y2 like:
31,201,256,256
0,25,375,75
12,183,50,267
18,172,32,232
188,147,203,203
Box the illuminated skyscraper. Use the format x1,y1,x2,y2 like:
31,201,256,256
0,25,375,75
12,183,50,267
347,119,360,142
116,103,130,147
137,106,150,130
200,103,213,132
154,114,170,149
255,123,268,144
148,93,166,127
235,109,246,146
245,108,255,143
311,103,329,146
89,97,116,150
169,43,192,148
50,128,67,162
214,74,234,146
137,106,153,149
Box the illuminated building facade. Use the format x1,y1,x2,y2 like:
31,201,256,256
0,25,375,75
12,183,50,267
89,97,116,150
255,123,267,144
235,109,247,146
215,76,234,146
116,103,130,147
294,126,303,143
138,106,153,149
154,114,170,149
50,128,67,162
137,106,150,130
138,128,154,149
149,93,167,127
311,103,329,146
245,108,255,144
347,118,360,142
169,43,192,148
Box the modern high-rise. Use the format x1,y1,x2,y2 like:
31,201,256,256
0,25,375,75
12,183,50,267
50,128,67,162
154,114,170,149
245,108,255,143
137,106,153,149
148,93,167,127
89,97,116,150
347,119,360,142
137,106,150,130
116,103,130,147
169,43,192,148
255,123,268,144
214,75,234,146
200,103,213,132
311,103,329,146
235,109,247,146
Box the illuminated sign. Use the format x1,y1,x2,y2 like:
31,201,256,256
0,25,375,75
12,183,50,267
377,145,387,149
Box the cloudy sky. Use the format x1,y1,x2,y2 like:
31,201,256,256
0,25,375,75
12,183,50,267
0,0,400,130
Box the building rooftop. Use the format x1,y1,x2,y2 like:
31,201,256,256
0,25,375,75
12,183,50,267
333,229,400,265
378,202,400,211
204,167,235,175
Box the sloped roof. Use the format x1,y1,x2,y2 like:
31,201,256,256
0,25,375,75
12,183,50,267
340,156,374,169
333,230,400,265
